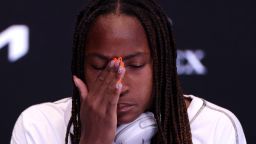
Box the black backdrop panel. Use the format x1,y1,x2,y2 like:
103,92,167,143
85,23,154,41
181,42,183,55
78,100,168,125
0,0,255,143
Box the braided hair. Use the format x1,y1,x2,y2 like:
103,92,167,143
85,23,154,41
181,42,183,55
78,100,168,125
66,0,192,143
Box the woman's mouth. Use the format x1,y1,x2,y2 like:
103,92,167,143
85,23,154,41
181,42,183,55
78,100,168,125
117,103,135,113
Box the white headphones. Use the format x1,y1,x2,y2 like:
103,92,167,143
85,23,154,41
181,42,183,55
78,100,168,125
113,112,157,144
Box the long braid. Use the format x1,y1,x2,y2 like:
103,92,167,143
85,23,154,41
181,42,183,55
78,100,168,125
121,2,179,142
66,0,192,143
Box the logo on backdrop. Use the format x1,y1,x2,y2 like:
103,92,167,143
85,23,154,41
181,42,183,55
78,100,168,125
177,49,207,75
0,25,29,62
0,26,206,75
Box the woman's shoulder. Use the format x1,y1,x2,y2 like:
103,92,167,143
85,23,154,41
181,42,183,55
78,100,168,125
11,97,72,144
185,95,247,144
186,95,238,122
20,97,72,122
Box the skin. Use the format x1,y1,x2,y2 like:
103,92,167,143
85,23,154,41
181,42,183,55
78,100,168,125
74,13,153,144
73,13,191,144
84,13,153,124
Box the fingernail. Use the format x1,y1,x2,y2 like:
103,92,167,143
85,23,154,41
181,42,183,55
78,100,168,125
73,76,79,87
114,59,120,69
116,82,123,90
118,67,125,74
109,60,115,67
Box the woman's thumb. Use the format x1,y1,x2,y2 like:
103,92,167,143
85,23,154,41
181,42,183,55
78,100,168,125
73,75,88,100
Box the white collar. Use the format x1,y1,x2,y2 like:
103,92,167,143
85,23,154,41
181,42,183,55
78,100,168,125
63,95,205,129
184,95,205,124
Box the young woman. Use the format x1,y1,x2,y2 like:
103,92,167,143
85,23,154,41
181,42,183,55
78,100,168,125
11,0,246,144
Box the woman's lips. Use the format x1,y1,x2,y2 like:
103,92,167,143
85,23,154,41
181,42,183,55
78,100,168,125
117,103,135,113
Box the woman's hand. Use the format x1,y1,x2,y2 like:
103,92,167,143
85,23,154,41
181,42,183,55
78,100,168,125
73,58,125,144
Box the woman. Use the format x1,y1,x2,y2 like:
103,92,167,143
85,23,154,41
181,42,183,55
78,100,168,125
11,0,246,144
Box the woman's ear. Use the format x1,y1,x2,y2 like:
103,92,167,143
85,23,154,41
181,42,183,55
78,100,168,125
73,75,88,100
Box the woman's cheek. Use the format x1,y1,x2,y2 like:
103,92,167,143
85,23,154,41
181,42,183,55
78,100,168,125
128,66,153,87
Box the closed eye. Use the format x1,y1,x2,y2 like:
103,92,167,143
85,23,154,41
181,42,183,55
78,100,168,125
126,64,145,69
91,65,106,70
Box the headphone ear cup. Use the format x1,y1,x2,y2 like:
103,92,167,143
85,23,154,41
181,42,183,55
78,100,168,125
114,112,157,144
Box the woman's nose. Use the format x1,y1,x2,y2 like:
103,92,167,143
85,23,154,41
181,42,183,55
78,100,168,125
120,85,129,97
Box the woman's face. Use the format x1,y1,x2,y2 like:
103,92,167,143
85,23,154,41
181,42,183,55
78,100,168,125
84,14,153,124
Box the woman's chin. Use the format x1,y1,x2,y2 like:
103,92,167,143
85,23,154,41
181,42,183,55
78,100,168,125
117,112,140,125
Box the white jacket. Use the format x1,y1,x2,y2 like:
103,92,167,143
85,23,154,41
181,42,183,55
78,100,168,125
10,95,247,144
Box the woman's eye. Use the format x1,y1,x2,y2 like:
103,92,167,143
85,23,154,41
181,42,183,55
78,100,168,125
91,65,105,70
127,64,145,69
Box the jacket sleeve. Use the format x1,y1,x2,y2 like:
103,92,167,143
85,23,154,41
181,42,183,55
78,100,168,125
10,105,64,144
11,112,29,144
214,110,247,144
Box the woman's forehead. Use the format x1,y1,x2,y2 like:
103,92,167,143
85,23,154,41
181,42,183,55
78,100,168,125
85,13,150,56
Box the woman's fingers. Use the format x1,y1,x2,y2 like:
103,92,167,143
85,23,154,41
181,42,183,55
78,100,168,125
106,65,125,115
108,61,125,104
97,59,124,99
89,58,116,96
96,58,117,85
76,57,125,113
99,60,125,117
73,75,88,100
78,58,126,144
91,58,119,98
90,58,125,114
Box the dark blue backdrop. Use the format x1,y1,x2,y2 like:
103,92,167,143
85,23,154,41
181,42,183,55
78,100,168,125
0,0,255,143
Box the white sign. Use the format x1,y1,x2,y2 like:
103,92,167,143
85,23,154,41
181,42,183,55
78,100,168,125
0,25,29,62
177,50,207,75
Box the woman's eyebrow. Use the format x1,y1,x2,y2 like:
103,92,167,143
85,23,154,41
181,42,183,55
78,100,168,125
122,52,149,61
86,52,149,61
86,53,109,61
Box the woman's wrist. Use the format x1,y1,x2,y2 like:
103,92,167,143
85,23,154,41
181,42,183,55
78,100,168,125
79,135,113,144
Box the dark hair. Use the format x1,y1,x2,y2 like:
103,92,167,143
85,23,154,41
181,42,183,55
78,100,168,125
66,0,192,143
